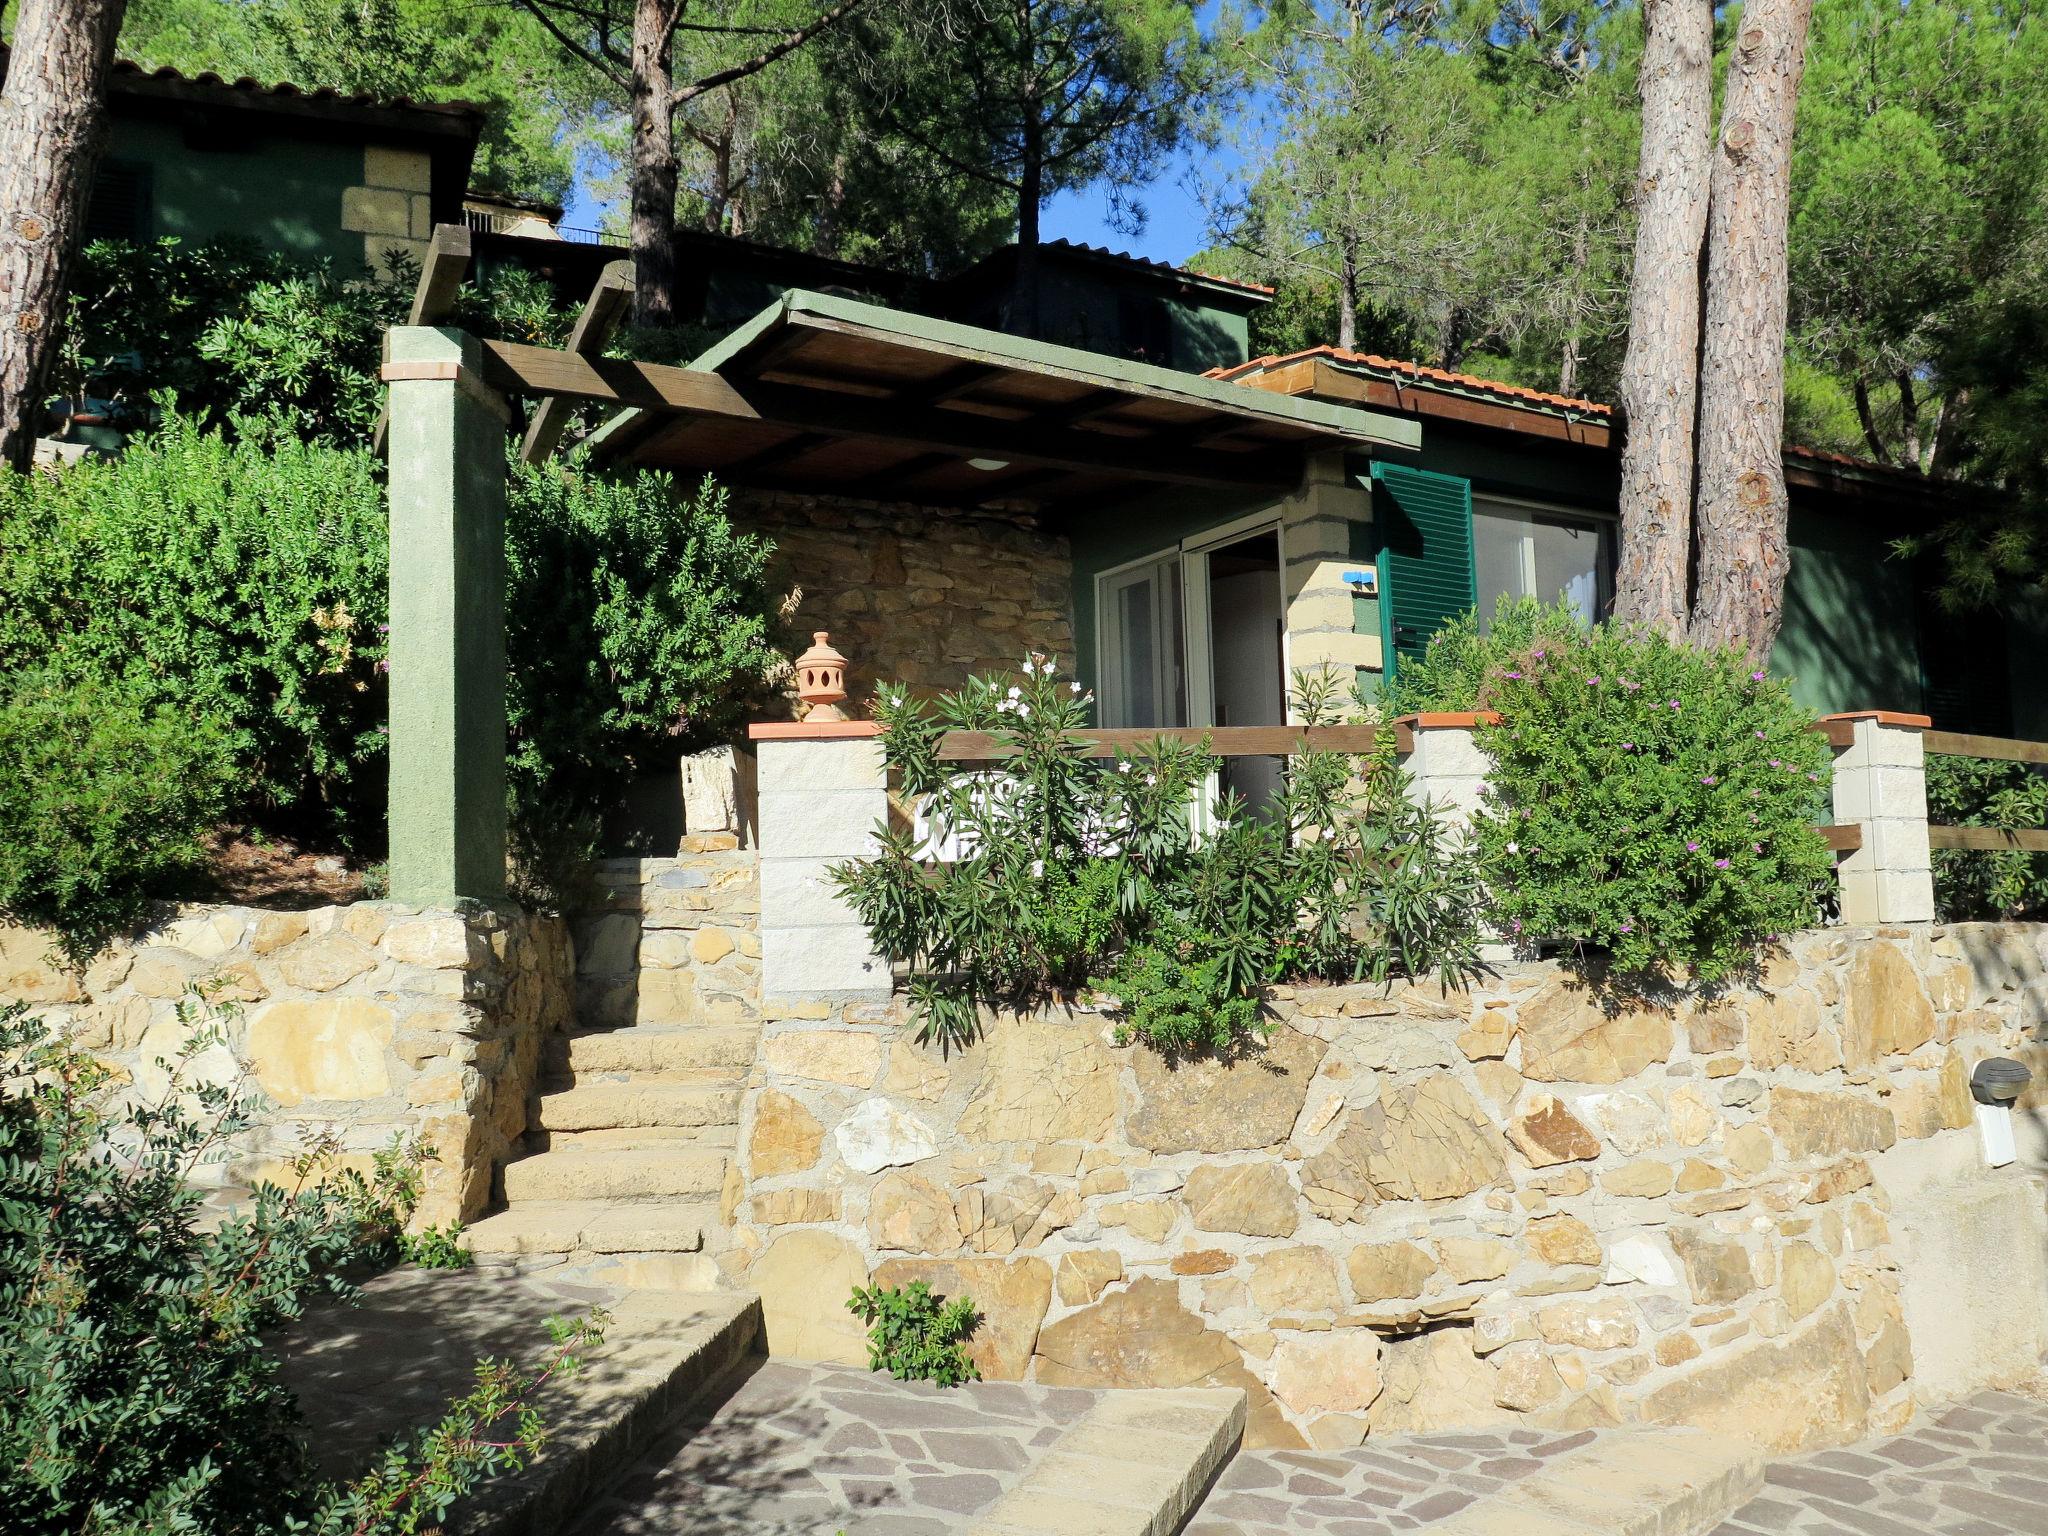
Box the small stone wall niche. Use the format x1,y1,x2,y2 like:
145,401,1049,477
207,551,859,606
1,904,572,1227
724,924,2048,1455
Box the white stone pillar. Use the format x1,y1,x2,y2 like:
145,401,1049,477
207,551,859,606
1394,712,1497,832
1825,710,1935,925
751,723,893,1002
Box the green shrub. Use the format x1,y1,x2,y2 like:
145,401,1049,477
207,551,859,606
0,416,392,850
0,665,236,962
1926,753,2048,920
0,998,598,1534
832,658,1484,1051
0,420,783,912
846,1280,981,1387
398,1224,474,1270
504,464,784,896
1404,604,1834,985
1386,595,1588,717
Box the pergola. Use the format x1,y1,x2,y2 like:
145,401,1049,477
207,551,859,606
378,227,1416,903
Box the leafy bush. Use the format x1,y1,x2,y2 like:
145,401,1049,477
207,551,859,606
1926,753,2048,920
504,465,784,895
55,237,576,449
0,998,597,1534
1386,595,1588,718
0,665,237,962
832,657,1484,1051
0,420,784,916
846,1280,981,1387
1400,601,1834,985
398,1224,474,1270
0,416,392,850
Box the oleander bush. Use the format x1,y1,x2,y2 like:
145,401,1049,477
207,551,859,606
0,999,601,1535
1395,598,1835,985
830,657,1485,1052
1926,753,2048,920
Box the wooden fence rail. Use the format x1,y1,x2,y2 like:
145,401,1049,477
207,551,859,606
934,724,1394,761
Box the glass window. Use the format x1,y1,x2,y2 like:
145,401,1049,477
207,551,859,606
1472,499,1613,627
1101,556,1186,728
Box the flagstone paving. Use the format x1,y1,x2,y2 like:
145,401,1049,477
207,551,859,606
1709,1387,2048,1536
1180,1426,1603,1535
567,1360,1105,1536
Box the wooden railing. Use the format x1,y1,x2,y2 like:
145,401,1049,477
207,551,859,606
935,724,1392,761
1922,729,2048,852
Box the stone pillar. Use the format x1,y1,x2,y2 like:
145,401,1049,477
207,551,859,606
384,327,510,904
1826,710,1935,925
1394,712,1497,832
1281,451,1379,713
751,723,891,1002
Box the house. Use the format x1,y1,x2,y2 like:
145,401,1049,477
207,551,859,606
567,283,2031,754
0,50,484,275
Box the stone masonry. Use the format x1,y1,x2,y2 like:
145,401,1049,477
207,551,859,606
727,489,1077,712
461,843,759,1286
724,924,2048,1456
1,903,570,1227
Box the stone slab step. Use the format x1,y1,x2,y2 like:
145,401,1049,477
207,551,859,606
501,1145,728,1203
1421,1428,1763,1536
969,1388,1244,1536
452,1288,762,1536
536,1079,742,1132
465,1200,713,1256
551,1025,759,1077
531,1125,737,1152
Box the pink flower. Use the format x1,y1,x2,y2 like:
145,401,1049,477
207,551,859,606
1755,730,1766,739
1686,840,1699,851
1504,670,1522,679
1750,670,1766,682
1714,858,1730,869
1588,675,1602,685
1700,775,1716,785
1619,921,1634,934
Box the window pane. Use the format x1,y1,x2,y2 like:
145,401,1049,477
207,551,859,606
1106,559,1187,729
1530,517,1604,625
1117,578,1157,726
1472,506,1529,628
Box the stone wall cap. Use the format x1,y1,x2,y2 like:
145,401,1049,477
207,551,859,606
748,720,886,740
1821,710,1932,730
1392,711,1502,729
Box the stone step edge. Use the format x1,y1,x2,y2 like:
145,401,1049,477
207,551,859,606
1424,1427,1765,1536
452,1289,763,1536
968,1387,1246,1536
464,1200,714,1256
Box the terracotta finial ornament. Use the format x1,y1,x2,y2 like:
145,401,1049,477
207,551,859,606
794,631,850,721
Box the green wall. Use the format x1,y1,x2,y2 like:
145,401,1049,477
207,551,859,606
105,118,365,268
1771,506,1924,717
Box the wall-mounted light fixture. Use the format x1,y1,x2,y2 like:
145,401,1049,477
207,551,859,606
1970,1056,2033,1168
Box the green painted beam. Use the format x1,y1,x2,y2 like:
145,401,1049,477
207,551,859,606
385,326,509,903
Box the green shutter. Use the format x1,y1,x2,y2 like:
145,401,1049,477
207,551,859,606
1371,462,1475,680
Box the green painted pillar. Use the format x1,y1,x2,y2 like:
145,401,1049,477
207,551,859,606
385,326,509,903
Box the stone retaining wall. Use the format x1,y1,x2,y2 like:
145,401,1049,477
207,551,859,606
1,903,571,1226
728,925,2048,1454
574,841,762,1037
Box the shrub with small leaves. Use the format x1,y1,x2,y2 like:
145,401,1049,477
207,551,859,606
1401,603,1833,985
397,1224,473,1270
1926,753,2048,920
846,1280,981,1387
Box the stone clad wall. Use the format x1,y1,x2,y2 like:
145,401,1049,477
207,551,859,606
0,904,571,1226
728,489,1077,708
574,842,761,1035
729,925,2048,1454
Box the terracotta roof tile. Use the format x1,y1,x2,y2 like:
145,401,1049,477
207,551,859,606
1213,345,1921,481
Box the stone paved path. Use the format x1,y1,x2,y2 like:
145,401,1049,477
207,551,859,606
1711,1388,2048,1536
1182,1426,1600,1535
568,1360,1105,1536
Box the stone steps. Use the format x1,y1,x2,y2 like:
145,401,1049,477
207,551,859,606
534,1077,743,1133
549,1025,758,1076
465,1199,715,1256
967,1389,1246,1536
451,1288,762,1536
1424,1428,1763,1536
501,1145,728,1204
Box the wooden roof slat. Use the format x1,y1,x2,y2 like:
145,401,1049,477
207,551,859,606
520,259,633,465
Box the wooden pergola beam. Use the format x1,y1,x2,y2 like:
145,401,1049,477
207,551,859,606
475,340,1300,490
519,260,633,465
374,224,473,455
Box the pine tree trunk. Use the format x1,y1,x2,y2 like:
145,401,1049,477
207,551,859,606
0,0,129,471
1338,236,1359,351
1611,0,1713,638
630,0,679,327
1689,0,1812,657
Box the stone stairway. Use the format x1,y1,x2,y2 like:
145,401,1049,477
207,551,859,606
465,849,759,1281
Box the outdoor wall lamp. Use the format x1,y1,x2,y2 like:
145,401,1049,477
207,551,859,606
1969,1056,2032,1168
